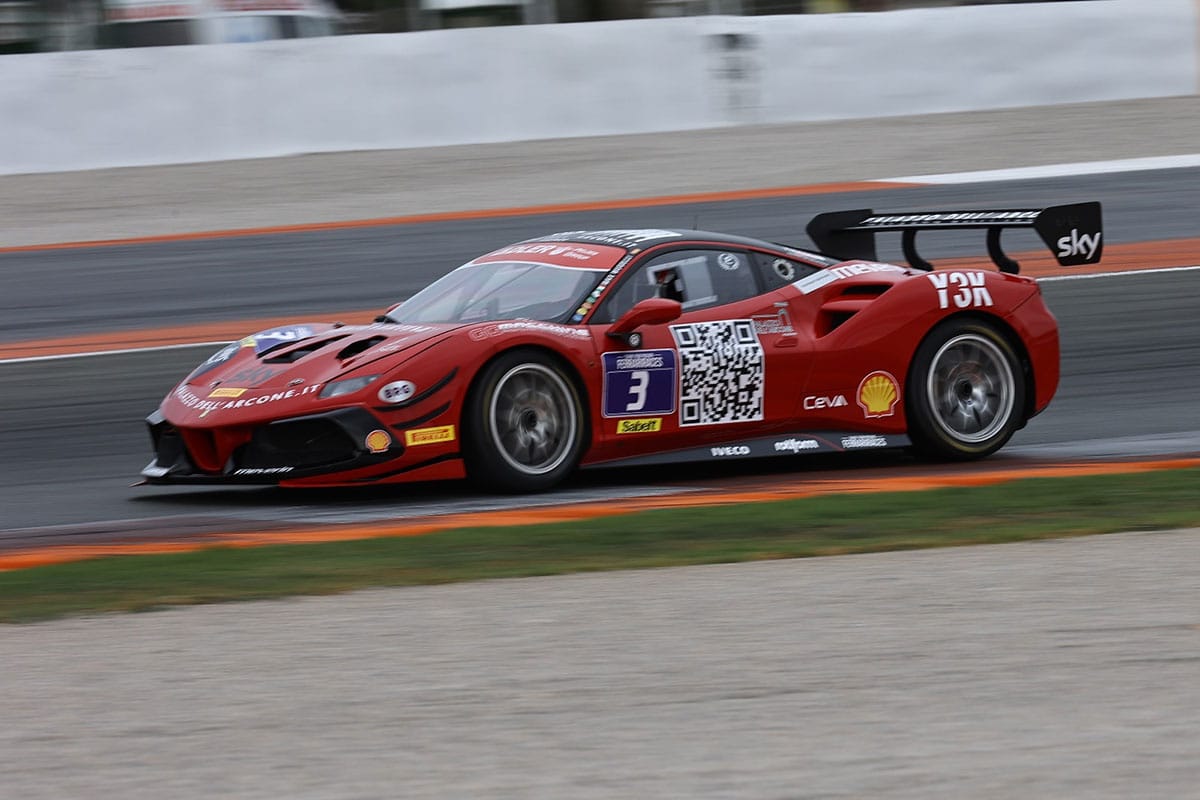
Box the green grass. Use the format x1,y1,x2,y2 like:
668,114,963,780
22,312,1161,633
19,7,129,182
2,468,1198,623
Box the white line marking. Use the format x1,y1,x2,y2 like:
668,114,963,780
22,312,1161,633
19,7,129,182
1037,265,1200,282
0,340,230,365
885,154,1200,184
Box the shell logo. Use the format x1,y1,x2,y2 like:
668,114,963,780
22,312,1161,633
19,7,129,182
365,429,392,454
857,371,899,418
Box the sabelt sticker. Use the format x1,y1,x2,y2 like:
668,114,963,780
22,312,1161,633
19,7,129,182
404,425,456,446
857,371,899,418
378,380,416,404
616,418,662,434
365,429,393,454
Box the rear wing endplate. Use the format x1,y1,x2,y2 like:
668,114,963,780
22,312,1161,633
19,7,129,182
805,202,1103,275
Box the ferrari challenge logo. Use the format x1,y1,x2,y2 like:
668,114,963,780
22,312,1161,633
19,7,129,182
404,425,456,447
857,371,899,418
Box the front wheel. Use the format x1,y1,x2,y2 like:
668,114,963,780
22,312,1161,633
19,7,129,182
463,350,586,492
906,319,1026,460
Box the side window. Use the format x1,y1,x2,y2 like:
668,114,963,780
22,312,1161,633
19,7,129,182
596,249,761,323
752,252,821,291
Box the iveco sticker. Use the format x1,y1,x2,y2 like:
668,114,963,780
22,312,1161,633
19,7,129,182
616,418,662,434
927,271,994,310
404,425,456,446
857,371,899,418
378,380,416,404
602,349,677,417
365,429,393,453
710,445,751,457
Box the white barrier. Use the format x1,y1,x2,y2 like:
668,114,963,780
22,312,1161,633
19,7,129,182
0,0,1195,175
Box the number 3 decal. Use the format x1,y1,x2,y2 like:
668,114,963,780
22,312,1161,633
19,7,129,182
625,370,649,411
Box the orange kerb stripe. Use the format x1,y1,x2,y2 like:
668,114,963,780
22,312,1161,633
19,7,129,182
2,457,1196,571
0,181,918,255
3,237,1199,362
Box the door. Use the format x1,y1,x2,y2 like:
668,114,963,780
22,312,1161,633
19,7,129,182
589,246,814,460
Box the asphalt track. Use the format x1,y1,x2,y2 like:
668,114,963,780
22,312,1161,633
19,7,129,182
3,97,1200,798
1,168,1199,539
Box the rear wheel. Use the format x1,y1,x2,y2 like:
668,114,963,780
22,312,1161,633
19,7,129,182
463,350,586,491
907,319,1025,460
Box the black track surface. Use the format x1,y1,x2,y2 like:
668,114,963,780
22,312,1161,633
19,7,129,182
2,170,1198,534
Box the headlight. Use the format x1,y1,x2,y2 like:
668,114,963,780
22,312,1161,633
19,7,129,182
319,374,381,399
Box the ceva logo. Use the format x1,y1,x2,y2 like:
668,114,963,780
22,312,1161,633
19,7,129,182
1057,229,1102,260
803,395,848,410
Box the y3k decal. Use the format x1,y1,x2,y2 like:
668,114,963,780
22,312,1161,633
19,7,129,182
927,271,993,310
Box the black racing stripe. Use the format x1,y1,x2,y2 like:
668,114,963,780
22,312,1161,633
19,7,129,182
387,402,452,431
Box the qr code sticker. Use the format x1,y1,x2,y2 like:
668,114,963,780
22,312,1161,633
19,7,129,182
671,320,764,426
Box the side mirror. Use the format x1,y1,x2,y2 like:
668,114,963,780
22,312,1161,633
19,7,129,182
608,297,682,340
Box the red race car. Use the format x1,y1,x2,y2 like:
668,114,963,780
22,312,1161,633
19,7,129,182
141,203,1102,491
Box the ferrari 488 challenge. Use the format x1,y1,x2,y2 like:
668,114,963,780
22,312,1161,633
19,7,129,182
141,202,1102,491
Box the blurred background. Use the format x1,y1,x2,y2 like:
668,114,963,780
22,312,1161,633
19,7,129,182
0,0,1084,53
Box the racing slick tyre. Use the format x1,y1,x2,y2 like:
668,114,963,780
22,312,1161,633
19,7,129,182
906,318,1026,460
463,349,587,492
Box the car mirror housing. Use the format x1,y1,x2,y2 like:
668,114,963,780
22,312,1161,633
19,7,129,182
608,298,682,337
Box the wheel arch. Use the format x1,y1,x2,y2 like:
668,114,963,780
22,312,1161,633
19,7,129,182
461,343,594,456
906,310,1036,425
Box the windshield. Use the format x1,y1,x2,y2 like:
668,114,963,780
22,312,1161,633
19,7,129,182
387,262,606,325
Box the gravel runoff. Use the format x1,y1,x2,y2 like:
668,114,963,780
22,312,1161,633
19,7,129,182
2,96,1198,247
4,529,1199,799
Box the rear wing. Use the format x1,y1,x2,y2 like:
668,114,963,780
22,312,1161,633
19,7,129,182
805,202,1102,275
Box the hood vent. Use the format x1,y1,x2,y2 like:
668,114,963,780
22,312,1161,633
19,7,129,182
263,335,350,364
336,335,388,361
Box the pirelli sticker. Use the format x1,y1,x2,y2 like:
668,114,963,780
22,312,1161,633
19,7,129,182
616,418,662,435
404,425,456,446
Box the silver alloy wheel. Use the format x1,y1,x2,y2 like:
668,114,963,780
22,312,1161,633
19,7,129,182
925,333,1015,444
487,363,578,476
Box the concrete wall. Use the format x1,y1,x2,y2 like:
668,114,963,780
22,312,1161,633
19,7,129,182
0,0,1195,175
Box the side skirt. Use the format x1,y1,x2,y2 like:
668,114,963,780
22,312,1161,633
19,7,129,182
583,431,911,469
